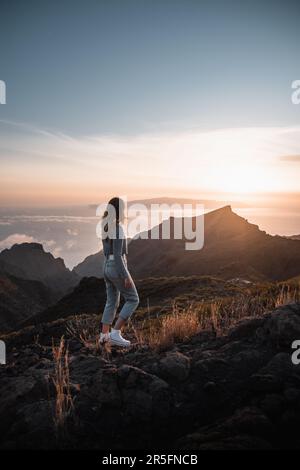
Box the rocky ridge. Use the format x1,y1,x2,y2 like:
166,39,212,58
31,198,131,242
1,303,300,449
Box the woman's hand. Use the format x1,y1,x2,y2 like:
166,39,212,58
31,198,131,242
124,277,133,289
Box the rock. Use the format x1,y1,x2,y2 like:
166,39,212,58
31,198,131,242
247,374,283,393
8,400,56,449
189,331,216,345
223,407,272,436
260,353,295,379
228,317,265,341
159,352,190,382
260,394,285,417
284,387,300,403
183,434,272,450
70,355,109,382
281,409,300,426
78,367,121,410
264,303,300,347
176,407,273,450
203,381,216,393
2,303,300,449
193,356,230,381
122,389,153,421
68,339,82,352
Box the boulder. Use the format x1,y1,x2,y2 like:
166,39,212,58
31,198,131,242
263,303,300,347
159,351,190,382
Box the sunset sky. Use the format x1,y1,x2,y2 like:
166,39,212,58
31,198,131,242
0,0,300,207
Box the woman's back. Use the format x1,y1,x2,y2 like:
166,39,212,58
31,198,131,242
102,223,127,258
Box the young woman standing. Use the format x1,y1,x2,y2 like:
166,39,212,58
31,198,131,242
100,197,139,347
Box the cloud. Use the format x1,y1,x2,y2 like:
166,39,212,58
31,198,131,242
65,239,77,250
0,216,96,224
279,155,300,162
0,233,57,253
52,246,63,258
0,233,36,250
1,120,300,198
43,239,56,249
66,228,79,236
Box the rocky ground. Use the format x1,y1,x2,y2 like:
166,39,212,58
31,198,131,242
1,302,300,449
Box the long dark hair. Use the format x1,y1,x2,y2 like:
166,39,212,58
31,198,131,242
102,197,125,234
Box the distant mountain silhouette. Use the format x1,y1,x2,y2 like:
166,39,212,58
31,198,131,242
0,242,79,295
73,206,300,282
128,205,300,281
0,272,58,332
73,251,104,278
128,196,249,208
24,276,107,326
0,257,27,278
287,234,300,240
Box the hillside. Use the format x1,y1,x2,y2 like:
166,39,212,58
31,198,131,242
1,302,300,449
0,273,58,332
22,275,266,328
287,234,300,240
72,251,104,278
73,206,300,281
0,242,79,295
128,206,300,281
23,276,107,327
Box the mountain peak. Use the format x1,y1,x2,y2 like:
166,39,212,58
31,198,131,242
204,204,237,222
0,241,79,295
221,204,232,211
10,242,45,252
208,204,232,214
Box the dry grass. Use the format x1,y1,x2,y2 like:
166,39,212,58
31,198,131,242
200,284,300,333
275,284,299,307
66,315,114,358
132,283,300,351
63,282,300,353
51,336,74,431
66,315,100,352
132,302,202,351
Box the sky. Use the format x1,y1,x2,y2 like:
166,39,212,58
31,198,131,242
0,0,300,265
1,0,300,206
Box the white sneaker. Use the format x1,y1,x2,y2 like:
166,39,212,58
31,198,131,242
99,332,110,344
109,328,131,348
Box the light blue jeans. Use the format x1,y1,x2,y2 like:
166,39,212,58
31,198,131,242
102,258,139,325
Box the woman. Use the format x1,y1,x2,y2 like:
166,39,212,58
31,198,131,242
100,197,139,347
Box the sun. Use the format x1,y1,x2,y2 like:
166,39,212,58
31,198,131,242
215,165,267,193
